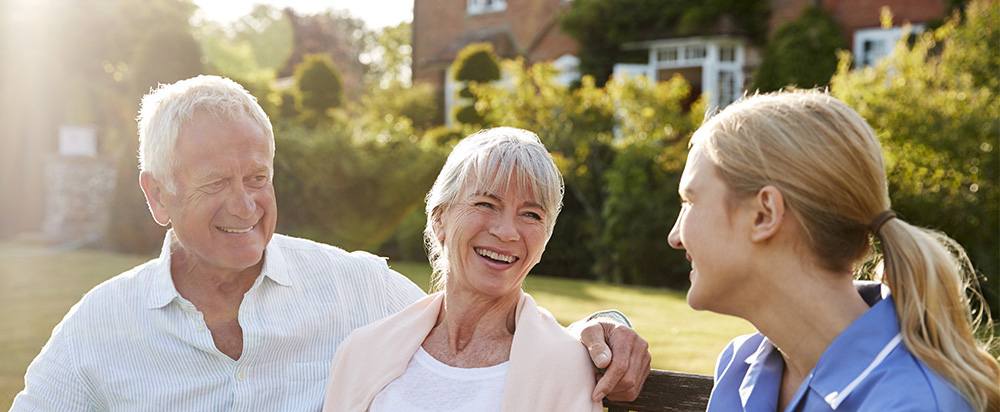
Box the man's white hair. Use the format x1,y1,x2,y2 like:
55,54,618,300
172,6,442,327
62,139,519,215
137,75,274,192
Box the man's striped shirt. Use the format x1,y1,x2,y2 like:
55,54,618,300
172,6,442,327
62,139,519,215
11,231,425,411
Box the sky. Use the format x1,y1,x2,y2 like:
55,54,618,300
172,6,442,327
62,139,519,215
191,0,414,29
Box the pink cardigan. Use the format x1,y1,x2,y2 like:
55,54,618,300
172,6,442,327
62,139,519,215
322,292,602,411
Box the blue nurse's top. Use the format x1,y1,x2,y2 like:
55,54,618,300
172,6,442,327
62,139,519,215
705,293,973,411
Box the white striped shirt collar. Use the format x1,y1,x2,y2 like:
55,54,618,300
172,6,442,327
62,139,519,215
145,230,292,309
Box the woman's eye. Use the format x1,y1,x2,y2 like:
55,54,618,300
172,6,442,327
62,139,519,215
474,202,495,209
523,212,542,221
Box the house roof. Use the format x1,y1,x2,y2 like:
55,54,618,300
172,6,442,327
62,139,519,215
420,28,519,69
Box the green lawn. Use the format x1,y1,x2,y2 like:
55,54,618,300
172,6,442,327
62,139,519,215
0,245,754,409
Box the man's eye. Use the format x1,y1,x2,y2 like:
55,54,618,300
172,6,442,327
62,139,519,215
248,175,268,187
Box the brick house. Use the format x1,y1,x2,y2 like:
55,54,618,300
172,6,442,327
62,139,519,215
412,0,581,123
412,0,948,117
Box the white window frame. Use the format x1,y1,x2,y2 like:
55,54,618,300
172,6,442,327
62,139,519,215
643,37,746,111
552,54,581,86
853,25,923,67
444,66,458,126
467,0,507,15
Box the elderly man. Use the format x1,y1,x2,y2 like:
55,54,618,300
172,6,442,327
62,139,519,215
11,75,649,411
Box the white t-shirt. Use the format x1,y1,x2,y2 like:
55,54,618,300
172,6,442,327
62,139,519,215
371,347,510,412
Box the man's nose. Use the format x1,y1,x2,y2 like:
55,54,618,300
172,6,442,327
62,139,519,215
227,184,256,219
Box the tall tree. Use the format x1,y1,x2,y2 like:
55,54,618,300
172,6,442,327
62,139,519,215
2,0,202,251
199,4,294,83
364,22,413,89
282,10,373,101
751,7,847,92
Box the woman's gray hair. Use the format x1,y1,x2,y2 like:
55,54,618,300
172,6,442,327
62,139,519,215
137,75,274,192
423,127,565,290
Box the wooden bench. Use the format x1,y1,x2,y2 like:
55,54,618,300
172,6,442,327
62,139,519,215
603,369,714,412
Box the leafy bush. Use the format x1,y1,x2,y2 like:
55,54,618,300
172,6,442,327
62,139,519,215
276,89,299,120
421,124,473,147
358,81,441,132
474,59,704,285
453,104,485,125
598,75,705,286
452,43,502,82
751,7,847,92
294,53,344,118
451,43,501,125
272,113,446,252
831,0,999,317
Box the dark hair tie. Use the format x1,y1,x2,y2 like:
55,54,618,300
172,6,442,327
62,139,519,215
870,210,896,237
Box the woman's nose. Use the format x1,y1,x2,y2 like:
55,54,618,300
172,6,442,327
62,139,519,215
667,219,684,250
489,213,519,242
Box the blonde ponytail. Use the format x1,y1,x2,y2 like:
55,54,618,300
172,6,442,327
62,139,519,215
876,220,999,411
695,90,999,411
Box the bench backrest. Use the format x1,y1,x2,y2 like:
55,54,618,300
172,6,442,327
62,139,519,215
602,369,714,412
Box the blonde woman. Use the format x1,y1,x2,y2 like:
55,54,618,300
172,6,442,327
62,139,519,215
667,91,998,411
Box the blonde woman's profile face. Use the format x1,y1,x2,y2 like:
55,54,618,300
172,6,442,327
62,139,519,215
667,145,753,312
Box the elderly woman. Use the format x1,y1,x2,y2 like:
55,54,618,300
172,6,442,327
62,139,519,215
322,127,603,411
668,90,998,411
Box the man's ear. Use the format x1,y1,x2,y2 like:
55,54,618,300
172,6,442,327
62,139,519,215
750,185,785,242
139,172,171,227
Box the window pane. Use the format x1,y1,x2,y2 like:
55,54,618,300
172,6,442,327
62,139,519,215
686,45,706,60
468,0,506,14
718,70,737,107
658,47,678,62
720,45,735,62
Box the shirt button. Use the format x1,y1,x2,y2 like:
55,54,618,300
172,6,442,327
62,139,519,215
197,326,206,333
237,371,246,381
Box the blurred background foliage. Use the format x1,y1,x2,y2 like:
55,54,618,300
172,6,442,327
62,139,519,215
470,60,705,287
831,1,999,315
292,53,345,126
0,0,994,316
751,7,847,92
